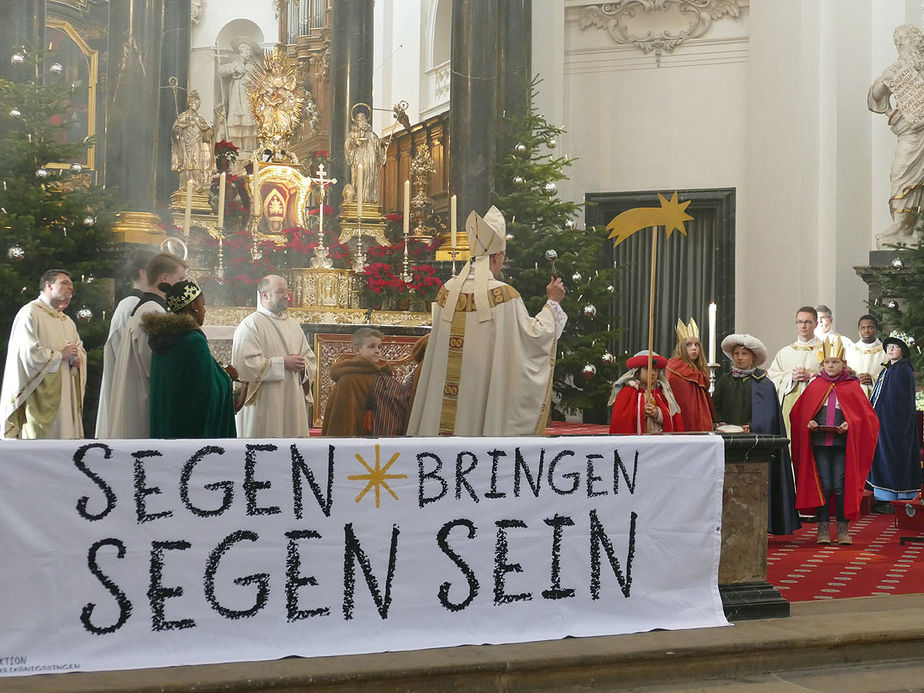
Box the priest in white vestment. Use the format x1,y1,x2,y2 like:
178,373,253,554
846,314,885,397
1,269,86,439
232,274,317,437
95,250,153,438
767,306,823,438
814,304,853,348
107,252,187,439
407,206,567,436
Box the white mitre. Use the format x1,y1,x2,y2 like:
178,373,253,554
441,206,507,323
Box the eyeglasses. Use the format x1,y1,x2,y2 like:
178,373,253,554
796,320,815,326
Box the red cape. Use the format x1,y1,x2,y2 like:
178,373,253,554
789,375,880,519
666,358,716,432
609,383,684,434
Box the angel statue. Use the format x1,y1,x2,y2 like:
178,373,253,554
344,106,387,205
869,24,924,246
170,89,214,190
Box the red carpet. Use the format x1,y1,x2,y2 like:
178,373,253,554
767,513,924,601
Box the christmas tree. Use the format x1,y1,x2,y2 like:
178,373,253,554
494,79,622,423
869,241,924,371
0,50,120,435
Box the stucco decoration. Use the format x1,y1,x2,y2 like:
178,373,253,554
579,1,743,65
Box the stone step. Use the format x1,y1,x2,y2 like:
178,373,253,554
10,594,924,692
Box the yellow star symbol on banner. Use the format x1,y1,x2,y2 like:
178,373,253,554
348,444,407,508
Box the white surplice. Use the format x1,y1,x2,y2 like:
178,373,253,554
231,307,317,438
1,297,86,439
95,292,141,438
407,276,565,437
767,337,823,438
846,338,885,397
107,297,166,438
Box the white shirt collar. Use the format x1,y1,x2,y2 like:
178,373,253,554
257,305,285,319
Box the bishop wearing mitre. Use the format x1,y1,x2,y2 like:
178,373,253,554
406,206,567,436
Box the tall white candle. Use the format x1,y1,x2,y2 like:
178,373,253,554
403,180,410,236
450,194,457,249
708,302,717,364
183,179,192,237
217,172,226,228
356,164,364,220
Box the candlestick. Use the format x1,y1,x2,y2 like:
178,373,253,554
183,179,192,237
708,302,717,365
402,180,411,282
217,172,226,229
356,164,364,220
403,180,410,236
450,194,457,250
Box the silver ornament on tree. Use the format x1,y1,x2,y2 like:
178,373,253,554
606,284,615,294
547,137,557,148
76,306,93,322
84,273,95,284
544,181,557,195
582,363,597,379
70,163,83,174
571,272,582,283
583,304,597,318
888,300,898,309
8,244,25,260
564,218,575,229
512,175,524,185
83,216,95,227
49,63,63,75
891,258,904,270
10,52,25,66
9,108,21,119
601,352,614,365
35,168,49,179
515,143,527,153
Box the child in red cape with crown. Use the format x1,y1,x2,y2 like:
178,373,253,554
789,338,879,544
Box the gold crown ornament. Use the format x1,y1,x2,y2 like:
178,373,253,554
675,317,700,342
817,336,846,362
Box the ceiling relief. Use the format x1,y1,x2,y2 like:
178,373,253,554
579,1,743,65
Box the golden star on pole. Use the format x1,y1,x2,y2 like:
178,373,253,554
606,192,694,247
348,444,407,508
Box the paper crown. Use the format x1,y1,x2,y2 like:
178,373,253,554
465,206,507,257
675,317,700,342
165,280,202,313
817,336,846,362
883,330,915,357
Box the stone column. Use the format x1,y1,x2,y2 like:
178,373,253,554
328,0,374,211
450,0,498,226
497,0,531,122
156,0,191,208
0,0,45,81
105,0,165,241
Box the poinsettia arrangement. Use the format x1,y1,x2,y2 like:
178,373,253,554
214,139,239,163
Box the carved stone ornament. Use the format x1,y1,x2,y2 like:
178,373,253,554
579,0,743,65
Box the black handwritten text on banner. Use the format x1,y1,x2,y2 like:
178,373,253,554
0,436,727,677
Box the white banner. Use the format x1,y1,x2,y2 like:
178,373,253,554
0,435,727,677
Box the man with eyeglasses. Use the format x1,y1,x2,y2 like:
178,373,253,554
768,306,824,440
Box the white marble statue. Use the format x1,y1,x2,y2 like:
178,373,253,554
219,37,260,152
869,24,924,247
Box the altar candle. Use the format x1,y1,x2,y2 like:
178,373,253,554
403,179,410,236
183,179,192,237
217,172,226,228
356,164,364,220
708,302,717,364
450,194,457,249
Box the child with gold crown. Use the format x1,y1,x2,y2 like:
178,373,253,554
666,317,715,431
789,337,879,544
